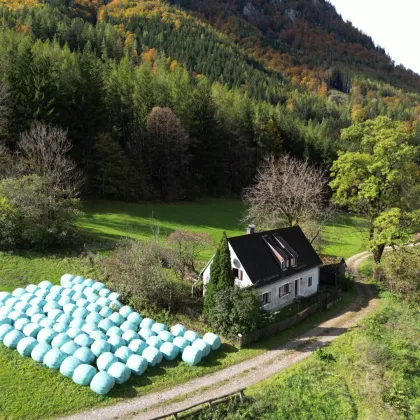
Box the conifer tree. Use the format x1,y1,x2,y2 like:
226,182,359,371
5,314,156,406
204,232,234,317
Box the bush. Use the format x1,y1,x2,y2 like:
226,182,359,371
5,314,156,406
207,288,260,336
0,175,83,250
102,239,189,313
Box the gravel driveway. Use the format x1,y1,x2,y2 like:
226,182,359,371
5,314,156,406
61,251,376,420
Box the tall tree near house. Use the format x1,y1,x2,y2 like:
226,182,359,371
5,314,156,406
330,116,420,266
204,232,234,317
0,83,10,143
243,154,332,244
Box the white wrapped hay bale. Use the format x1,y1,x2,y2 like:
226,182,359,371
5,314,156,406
173,337,190,352
0,292,12,303
61,289,75,298
99,288,111,298
120,321,137,332
61,340,80,356
91,339,111,357
110,300,123,311
86,312,103,325
128,339,147,355
0,316,12,327
90,330,107,341
29,297,47,309
8,310,28,323
14,301,31,313
60,356,83,378
4,330,25,349
31,314,46,324
12,288,26,298
75,298,89,308
184,330,200,343
109,312,124,327
108,292,121,302
31,342,52,362
37,328,58,344
74,347,95,364
126,354,148,376
72,307,89,320
82,323,97,335
35,289,49,299
23,323,42,338
61,274,75,288
69,318,85,330
26,284,39,294
73,276,85,285
139,328,155,341
0,306,12,317
107,362,131,384
53,323,69,334
39,318,56,328
0,324,14,341
142,346,163,366
14,318,30,331
107,326,123,337
158,331,174,343
43,348,67,369
83,279,95,287
119,306,133,319
51,333,71,349
90,371,115,395
96,297,111,308
122,330,140,344
57,313,72,325
151,323,168,335
202,333,221,351
67,327,82,339
17,336,38,357
99,306,112,318
92,282,106,293
107,335,126,352
74,333,93,348
140,318,155,330
86,294,99,304
114,346,133,363
192,338,211,357
63,303,77,315
58,296,72,307
87,303,102,313
48,309,64,322
71,292,84,302
160,342,179,361
146,336,163,350
182,346,202,366
50,285,64,295
5,297,18,308
43,301,60,313
127,312,143,326
39,281,53,291
45,293,60,303
20,293,35,303
98,318,115,333
73,364,97,386
97,352,117,371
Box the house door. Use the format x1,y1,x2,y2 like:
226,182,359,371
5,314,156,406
295,279,299,296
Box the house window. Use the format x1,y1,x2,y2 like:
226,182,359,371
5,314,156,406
308,276,313,287
233,268,243,280
260,292,271,306
279,283,291,297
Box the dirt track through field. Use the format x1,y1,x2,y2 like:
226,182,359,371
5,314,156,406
61,251,377,420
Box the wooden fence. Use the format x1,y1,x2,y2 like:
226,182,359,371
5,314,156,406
235,288,342,348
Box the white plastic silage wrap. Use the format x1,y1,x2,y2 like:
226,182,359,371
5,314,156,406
126,354,148,376
122,330,139,344
173,336,190,352
23,323,42,338
43,348,67,369
146,336,163,350
14,318,30,331
73,364,97,386
97,352,117,371
127,312,142,326
60,340,80,356
0,325,14,342
74,347,95,364
151,323,168,334
114,346,133,363
61,274,75,288
142,346,163,366
192,338,211,357
31,342,52,362
107,362,131,384
107,335,126,352
74,333,93,347
90,371,115,395
37,328,58,344
3,330,25,349
99,306,112,318
51,333,71,349
182,345,202,366
98,318,115,333
139,328,155,341
160,342,179,360
107,326,123,337
90,330,107,341
158,331,174,343
140,318,155,330
109,312,124,327
91,339,111,357
17,336,38,357
60,356,83,378
53,323,69,334
184,330,200,343
128,339,147,355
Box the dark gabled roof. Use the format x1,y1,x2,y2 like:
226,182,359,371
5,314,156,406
228,226,322,288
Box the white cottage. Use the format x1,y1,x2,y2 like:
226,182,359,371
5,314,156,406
201,225,322,312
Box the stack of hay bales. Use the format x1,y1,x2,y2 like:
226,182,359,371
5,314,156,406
0,273,222,394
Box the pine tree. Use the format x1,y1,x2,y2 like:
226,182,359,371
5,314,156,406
204,232,234,317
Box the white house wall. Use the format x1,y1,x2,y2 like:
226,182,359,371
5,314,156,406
257,266,320,312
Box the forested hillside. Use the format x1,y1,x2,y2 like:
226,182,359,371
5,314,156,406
0,0,419,201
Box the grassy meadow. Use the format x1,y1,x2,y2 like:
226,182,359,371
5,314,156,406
0,199,369,418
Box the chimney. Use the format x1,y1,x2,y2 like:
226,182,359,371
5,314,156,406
246,224,255,235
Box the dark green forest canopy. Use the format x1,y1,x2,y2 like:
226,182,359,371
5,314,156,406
0,0,419,201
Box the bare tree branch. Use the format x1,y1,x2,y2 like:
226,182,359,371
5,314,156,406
243,154,334,245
